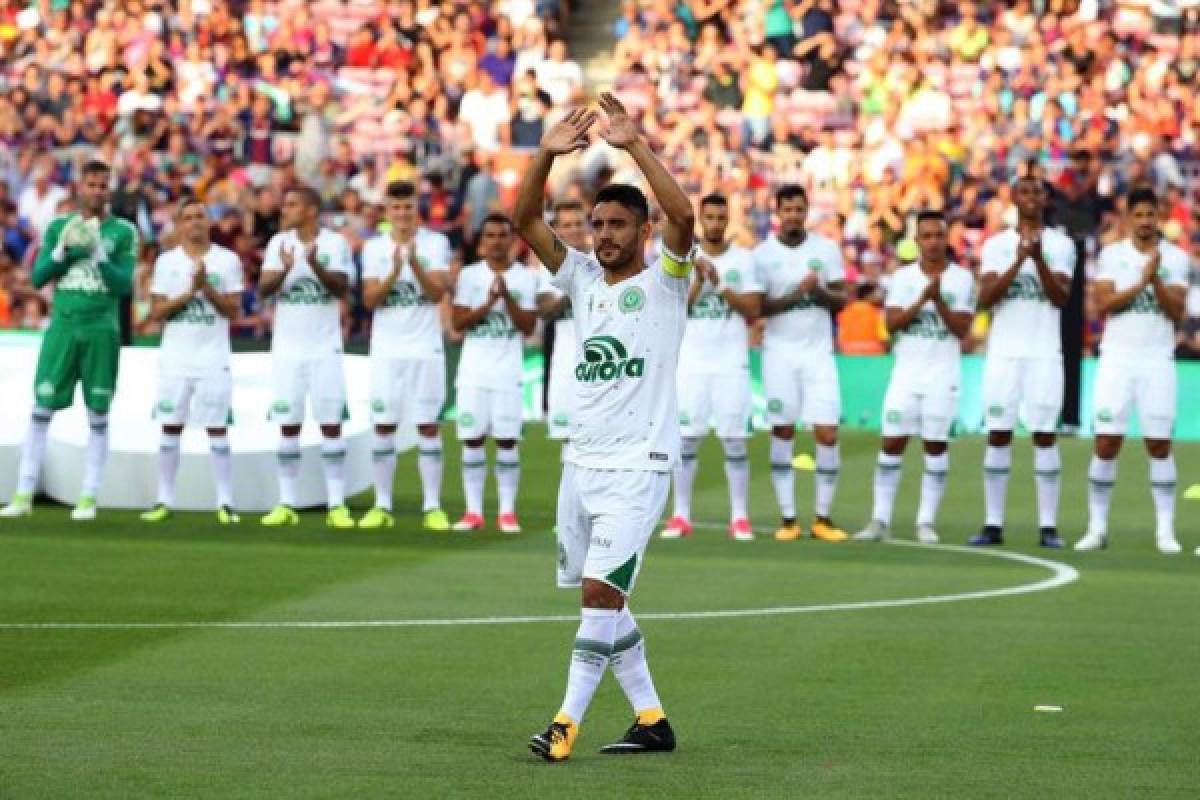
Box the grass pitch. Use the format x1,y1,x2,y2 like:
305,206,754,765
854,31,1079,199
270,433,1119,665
1,430,1197,798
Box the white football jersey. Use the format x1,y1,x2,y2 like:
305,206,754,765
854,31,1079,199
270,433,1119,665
264,228,354,357
979,227,1076,358
453,261,539,389
680,244,759,372
551,246,689,472
753,232,844,353
1097,238,1189,359
362,227,451,360
885,262,975,374
151,244,244,375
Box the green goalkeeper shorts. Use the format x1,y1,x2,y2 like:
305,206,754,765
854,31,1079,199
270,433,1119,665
32,313,121,414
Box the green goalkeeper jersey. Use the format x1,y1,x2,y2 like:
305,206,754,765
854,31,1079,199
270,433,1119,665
32,213,138,318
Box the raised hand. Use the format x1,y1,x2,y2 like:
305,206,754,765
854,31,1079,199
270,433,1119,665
488,273,507,304
392,241,408,277
191,258,208,292
1142,249,1161,284
798,271,819,294
598,92,639,150
541,107,598,155
280,245,296,273
695,255,719,286
303,241,319,269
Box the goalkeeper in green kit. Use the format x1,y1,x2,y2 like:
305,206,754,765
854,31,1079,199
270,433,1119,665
1,160,138,521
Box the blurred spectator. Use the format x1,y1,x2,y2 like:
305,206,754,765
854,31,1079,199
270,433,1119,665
837,283,887,355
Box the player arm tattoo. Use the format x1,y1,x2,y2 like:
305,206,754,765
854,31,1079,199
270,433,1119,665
514,149,571,273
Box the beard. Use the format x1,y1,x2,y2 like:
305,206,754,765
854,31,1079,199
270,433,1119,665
595,239,638,271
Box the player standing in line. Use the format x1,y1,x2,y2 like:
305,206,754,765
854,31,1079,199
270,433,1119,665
536,200,590,445
854,211,975,544
971,175,1077,548
661,193,760,541
514,94,694,761
140,199,243,523
358,181,453,531
1,161,137,521
753,185,849,543
257,186,356,528
450,213,538,533
1075,188,1187,555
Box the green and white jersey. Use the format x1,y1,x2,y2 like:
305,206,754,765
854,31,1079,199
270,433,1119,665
263,228,354,357
362,227,451,360
752,232,843,354
886,262,974,375
680,244,759,373
453,261,538,389
980,226,1076,358
40,213,138,316
151,244,243,375
552,246,689,472
1097,238,1189,359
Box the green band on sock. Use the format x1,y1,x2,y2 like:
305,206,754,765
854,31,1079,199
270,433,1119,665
573,637,613,658
612,629,643,654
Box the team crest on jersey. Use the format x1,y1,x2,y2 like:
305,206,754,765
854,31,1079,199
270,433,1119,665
988,404,1005,418
885,410,902,424
316,251,331,267
1096,408,1113,423
767,398,783,413
725,269,741,285
36,381,54,398
371,399,386,412
459,411,476,427
619,286,645,313
678,411,691,425
808,259,823,273
575,335,644,382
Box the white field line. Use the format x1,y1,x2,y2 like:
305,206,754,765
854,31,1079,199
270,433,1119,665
0,535,1079,631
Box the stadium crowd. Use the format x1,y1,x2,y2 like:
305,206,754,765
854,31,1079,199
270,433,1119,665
0,0,1198,355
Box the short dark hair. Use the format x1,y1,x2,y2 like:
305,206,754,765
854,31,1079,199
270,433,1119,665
775,184,807,205
286,185,322,211
81,159,110,178
916,209,945,226
700,193,728,209
387,180,416,199
1127,187,1158,211
593,184,649,223
479,212,513,232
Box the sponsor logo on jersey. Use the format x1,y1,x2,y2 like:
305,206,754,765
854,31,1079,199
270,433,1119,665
279,277,334,305
574,335,644,382
468,311,516,338
383,281,430,308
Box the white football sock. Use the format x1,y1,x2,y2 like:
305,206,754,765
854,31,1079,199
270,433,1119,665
610,607,663,716
1033,444,1061,529
371,431,396,510
1149,455,1176,534
721,437,749,521
1087,455,1117,534
321,436,346,508
209,433,234,508
277,434,301,507
559,607,618,724
673,436,700,520
917,451,949,528
872,452,903,527
156,431,181,507
81,410,109,499
417,432,444,512
983,444,1012,527
462,444,486,516
15,407,53,496
769,434,796,520
495,445,520,516
814,442,840,519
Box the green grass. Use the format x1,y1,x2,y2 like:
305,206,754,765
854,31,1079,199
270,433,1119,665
1,430,1198,798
